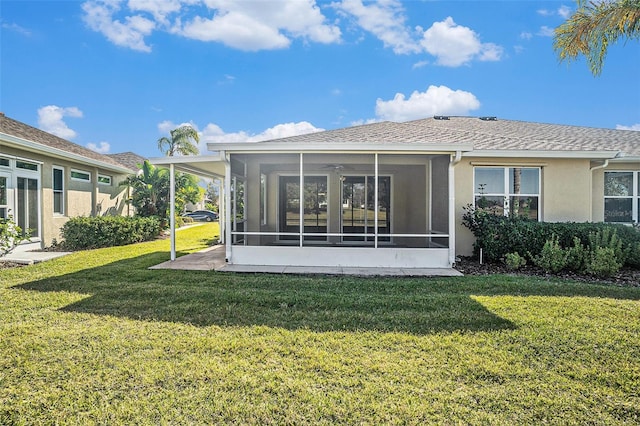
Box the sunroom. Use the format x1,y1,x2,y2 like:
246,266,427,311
154,140,472,270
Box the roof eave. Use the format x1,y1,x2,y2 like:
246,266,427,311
1,132,134,174
205,141,474,153
463,150,621,159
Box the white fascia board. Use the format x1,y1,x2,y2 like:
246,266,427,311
1,132,133,174
206,142,474,154
149,154,226,178
609,156,640,163
462,150,620,159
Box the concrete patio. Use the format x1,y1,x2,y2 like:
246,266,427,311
149,245,463,277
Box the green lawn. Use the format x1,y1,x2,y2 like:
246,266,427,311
1,222,639,425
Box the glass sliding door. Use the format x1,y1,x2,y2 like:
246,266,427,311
278,176,327,242
16,177,39,238
341,176,390,242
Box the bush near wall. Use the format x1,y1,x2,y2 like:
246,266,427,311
61,216,161,250
462,205,640,269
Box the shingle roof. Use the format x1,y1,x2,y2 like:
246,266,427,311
0,113,138,171
107,152,146,171
236,116,640,156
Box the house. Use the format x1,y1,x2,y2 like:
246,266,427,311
151,116,640,270
0,113,142,248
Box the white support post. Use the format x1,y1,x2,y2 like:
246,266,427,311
170,163,176,261
374,153,379,248
224,153,232,263
299,153,304,247
448,153,457,266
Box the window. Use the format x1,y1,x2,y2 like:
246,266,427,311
278,176,327,241
474,167,540,219
98,174,112,185
260,174,267,225
70,169,91,182
604,171,639,223
53,167,64,215
16,160,38,171
0,158,9,167
0,176,7,219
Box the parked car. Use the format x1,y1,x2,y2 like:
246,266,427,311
182,210,218,222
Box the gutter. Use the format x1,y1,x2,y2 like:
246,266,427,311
1,133,133,174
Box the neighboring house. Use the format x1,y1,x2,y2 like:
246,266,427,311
0,113,141,248
152,116,640,269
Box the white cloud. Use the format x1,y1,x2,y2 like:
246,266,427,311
558,5,572,19
82,0,341,52
87,141,111,153
538,6,572,19
2,22,32,36
175,0,341,51
420,17,503,66
520,31,533,40
202,121,324,143
537,26,555,37
82,0,155,52
37,105,83,139
616,123,640,131
375,85,480,122
412,60,429,69
334,0,421,54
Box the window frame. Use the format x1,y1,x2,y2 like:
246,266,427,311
52,166,65,215
473,166,541,220
70,169,91,182
604,170,640,223
97,174,112,186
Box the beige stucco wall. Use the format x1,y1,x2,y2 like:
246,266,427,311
1,145,131,247
454,156,617,257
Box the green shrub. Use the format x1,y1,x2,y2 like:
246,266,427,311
533,235,567,273
0,216,29,256
585,246,623,277
588,228,628,266
565,237,587,272
61,216,161,250
461,205,640,269
504,252,527,270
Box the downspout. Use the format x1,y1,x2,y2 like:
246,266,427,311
448,151,462,266
222,151,232,263
589,159,609,222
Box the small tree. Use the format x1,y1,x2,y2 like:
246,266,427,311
120,160,202,224
157,125,200,156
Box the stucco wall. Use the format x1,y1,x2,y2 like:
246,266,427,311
1,146,130,246
455,157,604,257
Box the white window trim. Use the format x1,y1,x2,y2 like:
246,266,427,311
70,169,91,182
52,166,65,216
97,174,112,185
473,166,541,220
604,170,640,223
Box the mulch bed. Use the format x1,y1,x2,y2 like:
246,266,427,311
455,257,640,287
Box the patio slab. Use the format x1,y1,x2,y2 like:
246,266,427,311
150,245,462,277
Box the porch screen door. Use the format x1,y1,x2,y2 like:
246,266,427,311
278,176,327,241
16,177,39,238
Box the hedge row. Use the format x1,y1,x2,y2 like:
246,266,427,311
462,206,640,269
61,216,161,250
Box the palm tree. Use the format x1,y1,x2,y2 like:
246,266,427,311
554,0,640,76
157,125,200,156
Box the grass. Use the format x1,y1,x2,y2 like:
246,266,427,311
1,222,639,424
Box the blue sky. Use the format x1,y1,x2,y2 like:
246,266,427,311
1,0,639,159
